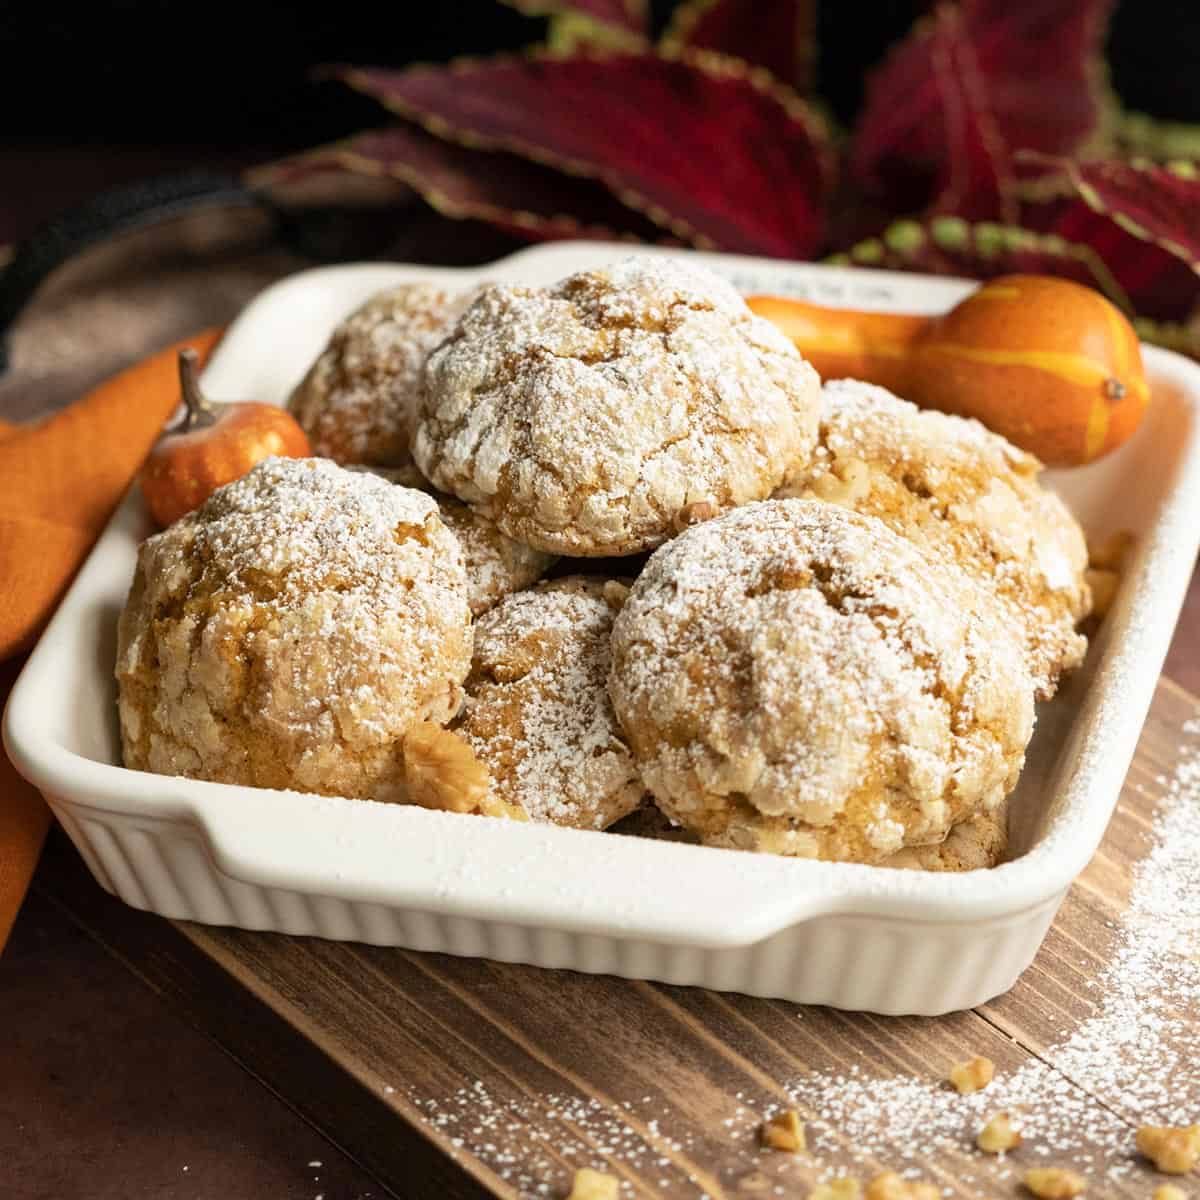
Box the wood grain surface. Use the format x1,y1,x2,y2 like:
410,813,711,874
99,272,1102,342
36,679,1200,1199
7,172,1198,1197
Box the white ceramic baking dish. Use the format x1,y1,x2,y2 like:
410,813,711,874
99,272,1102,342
7,242,1200,1015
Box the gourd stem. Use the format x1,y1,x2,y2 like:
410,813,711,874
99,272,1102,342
176,348,218,432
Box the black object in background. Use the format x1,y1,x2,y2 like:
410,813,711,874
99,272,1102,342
2,1,1197,151
0,2,537,147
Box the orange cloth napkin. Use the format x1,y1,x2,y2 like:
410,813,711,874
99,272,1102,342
0,329,222,951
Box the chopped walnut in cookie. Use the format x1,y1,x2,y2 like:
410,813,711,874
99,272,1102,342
402,722,526,820
566,1167,620,1200
1023,1167,1086,1198
949,1056,995,1094
1136,1123,1200,1174
673,498,717,532
760,1109,806,1153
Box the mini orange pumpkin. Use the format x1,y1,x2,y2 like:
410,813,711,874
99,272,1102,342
907,275,1147,466
748,275,1149,467
139,349,311,527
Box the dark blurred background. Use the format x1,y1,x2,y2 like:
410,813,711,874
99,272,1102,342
0,0,1196,244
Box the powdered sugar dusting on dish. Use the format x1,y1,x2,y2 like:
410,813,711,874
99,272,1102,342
387,719,1200,1194
764,722,1200,1185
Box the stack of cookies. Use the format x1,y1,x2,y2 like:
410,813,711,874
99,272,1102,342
116,256,1092,870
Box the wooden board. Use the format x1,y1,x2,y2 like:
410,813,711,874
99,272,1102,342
36,678,1200,1199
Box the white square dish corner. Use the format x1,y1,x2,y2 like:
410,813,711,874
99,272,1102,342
7,241,1200,1015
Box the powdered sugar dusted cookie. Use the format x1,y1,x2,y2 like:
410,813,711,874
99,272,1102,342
288,282,471,466
880,807,1008,871
454,577,645,830
348,464,556,617
609,499,1034,863
413,256,821,555
116,457,472,802
780,379,1091,698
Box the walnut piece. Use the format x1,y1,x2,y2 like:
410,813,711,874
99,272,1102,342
864,1171,939,1200
761,1109,807,1153
566,1168,619,1200
673,498,717,532
1136,1123,1200,1174
807,1180,862,1200
1022,1167,1086,1198
602,580,631,611
977,1111,1023,1154
1153,1185,1187,1200
736,1169,772,1193
403,721,526,820
950,1056,996,1094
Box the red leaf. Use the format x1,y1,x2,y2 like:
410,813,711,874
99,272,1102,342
1029,156,1200,272
497,0,648,34
853,0,1113,221
257,126,667,244
829,216,1133,309
661,0,818,94
336,50,835,259
1020,192,1200,322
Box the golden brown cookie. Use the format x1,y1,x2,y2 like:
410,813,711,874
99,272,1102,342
880,807,1008,871
413,256,821,556
349,464,556,616
608,499,1034,863
779,379,1091,698
288,282,470,466
454,577,645,830
116,457,472,802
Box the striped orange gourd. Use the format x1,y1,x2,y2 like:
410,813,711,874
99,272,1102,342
748,275,1149,467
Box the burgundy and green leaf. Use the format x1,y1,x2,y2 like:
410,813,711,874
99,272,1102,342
1027,155,1200,271
852,0,1113,221
496,0,648,35
257,126,667,244
1020,192,1200,322
660,0,818,95
851,6,1015,222
335,50,835,258
828,216,1133,310
1134,315,1200,360
1115,108,1200,164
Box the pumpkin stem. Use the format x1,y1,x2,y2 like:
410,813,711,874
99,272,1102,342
176,348,218,432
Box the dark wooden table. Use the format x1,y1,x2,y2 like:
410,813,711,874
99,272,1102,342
3,148,1199,1200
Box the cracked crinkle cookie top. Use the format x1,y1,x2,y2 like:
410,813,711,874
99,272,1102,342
608,499,1036,863
115,456,472,802
288,282,472,466
778,379,1091,698
412,256,822,556
348,465,556,617
454,578,645,830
